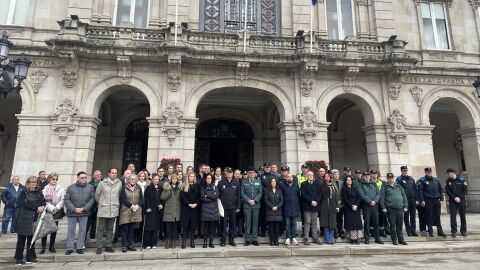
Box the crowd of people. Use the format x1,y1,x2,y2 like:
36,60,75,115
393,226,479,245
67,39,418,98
0,162,468,265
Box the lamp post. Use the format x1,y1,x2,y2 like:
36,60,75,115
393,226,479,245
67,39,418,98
473,76,480,98
0,32,32,98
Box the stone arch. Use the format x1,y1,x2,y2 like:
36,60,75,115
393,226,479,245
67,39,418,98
420,87,479,128
81,76,161,118
115,104,151,136
316,83,385,125
17,80,34,114
184,77,294,122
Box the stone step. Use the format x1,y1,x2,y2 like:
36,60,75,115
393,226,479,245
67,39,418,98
1,241,479,264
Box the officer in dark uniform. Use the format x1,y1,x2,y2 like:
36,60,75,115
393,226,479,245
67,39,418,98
416,176,427,235
260,162,275,237
396,166,418,236
217,167,241,246
445,168,468,237
418,167,446,237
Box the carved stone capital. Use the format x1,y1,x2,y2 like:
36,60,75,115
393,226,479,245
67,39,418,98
388,109,407,150
162,102,183,146
300,63,318,97
298,106,318,148
117,56,131,84
29,70,48,94
168,56,182,92
355,0,369,6
344,67,360,93
236,62,250,86
387,67,410,100
59,50,78,88
410,86,424,106
473,90,480,105
52,99,79,145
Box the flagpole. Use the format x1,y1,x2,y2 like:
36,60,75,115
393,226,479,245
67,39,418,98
310,3,314,53
243,0,248,53
174,0,179,46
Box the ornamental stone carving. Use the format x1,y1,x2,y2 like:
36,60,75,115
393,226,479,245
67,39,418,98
260,0,277,33
410,86,423,106
300,63,318,97
473,90,480,105
387,67,409,100
298,107,318,148
162,102,183,146
470,0,480,8
388,109,407,150
389,82,401,100
29,70,48,94
52,99,78,145
355,0,369,6
117,56,131,84
344,67,359,93
414,0,453,7
203,0,221,32
236,62,250,86
59,50,78,88
168,56,182,92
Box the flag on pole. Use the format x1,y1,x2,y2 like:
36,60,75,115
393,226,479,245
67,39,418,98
312,0,318,5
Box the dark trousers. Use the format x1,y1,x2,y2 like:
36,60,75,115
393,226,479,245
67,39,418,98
143,230,158,247
362,205,379,239
387,208,404,243
417,205,427,232
134,222,143,242
268,221,280,243
14,235,36,262
165,221,178,240
182,220,197,241
336,208,344,234
223,209,236,241
41,221,58,248
425,199,443,233
121,223,135,248
403,200,417,234
158,210,165,240
449,199,467,234
259,203,267,235
203,221,216,242
378,204,386,231
85,210,97,239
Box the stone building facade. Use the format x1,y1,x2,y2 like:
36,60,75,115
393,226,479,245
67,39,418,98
0,0,479,211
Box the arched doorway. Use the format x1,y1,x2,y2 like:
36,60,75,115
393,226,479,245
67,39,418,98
92,88,150,173
194,87,282,170
0,92,22,186
195,119,254,169
327,97,368,171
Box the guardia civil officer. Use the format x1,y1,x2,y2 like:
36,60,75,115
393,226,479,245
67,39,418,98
357,172,384,244
445,168,468,237
241,168,263,246
396,166,418,236
418,167,446,238
381,173,408,245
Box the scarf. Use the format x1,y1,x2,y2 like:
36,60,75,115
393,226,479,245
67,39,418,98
126,183,136,192
46,185,59,204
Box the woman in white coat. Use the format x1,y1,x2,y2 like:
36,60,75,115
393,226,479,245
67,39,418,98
40,173,65,254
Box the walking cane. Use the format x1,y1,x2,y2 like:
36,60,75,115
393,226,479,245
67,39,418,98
141,211,147,251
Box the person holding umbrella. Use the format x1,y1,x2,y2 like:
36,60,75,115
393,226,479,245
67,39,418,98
14,176,46,265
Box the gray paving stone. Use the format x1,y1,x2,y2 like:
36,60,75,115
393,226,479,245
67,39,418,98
224,247,291,257
142,250,178,260
291,247,350,256
177,249,225,258
104,252,143,261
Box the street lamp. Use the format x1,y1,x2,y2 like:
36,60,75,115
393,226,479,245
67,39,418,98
0,32,32,98
473,76,480,98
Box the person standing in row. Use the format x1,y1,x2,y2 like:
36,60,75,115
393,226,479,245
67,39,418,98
320,173,339,244
86,170,102,240
201,174,219,248
381,173,408,245
445,168,468,237
280,172,300,245
180,173,201,249
14,176,46,265
119,174,143,253
332,169,344,239
161,174,182,249
341,176,363,244
143,174,163,249
241,168,262,246
300,171,322,245
37,171,48,191
64,171,95,255
264,177,283,246
40,173,65,254
218,167,241,247
396,166,418,236
95,167,123,254
260,163,275,237
418,167,446,238
357,172,383,244
1,175,24,235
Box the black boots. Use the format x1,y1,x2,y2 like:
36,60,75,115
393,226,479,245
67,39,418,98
190,239,195,248
209,238,215,248
181,239,187,249
39,247,46,254
203,238,208,248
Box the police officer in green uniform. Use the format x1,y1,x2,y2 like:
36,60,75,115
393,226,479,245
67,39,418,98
381,173,408,245
241,168,263,246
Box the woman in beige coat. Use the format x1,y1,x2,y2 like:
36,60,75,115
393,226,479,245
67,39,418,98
119,174,143,253
161,173,183,249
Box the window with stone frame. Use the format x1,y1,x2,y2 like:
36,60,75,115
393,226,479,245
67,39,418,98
113,0,149,28
419,1,451,50
0,0,30,25
200,0,281,35
326,0,356,40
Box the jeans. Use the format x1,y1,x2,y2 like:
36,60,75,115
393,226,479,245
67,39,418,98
66,216,88,250
284,216,298,240
324,227,335,243
2,207,19,234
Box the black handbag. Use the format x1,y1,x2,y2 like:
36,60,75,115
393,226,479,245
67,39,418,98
52,208,65,220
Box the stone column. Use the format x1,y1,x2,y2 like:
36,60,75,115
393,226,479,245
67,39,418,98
149,0,161,28
458,126,480,212
405,125,437,178
316,0,328,38
91,0,102,24
146,117,162,171
71,117,102,179
362,125,391,174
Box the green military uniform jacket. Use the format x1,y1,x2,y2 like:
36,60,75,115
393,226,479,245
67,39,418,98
357,181,381,205
380,183,408,210
241,178,263,209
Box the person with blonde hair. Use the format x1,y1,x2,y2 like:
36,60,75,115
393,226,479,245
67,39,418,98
180,173,201,248
40,173,65,254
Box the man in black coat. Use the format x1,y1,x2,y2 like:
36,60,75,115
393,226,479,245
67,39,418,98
445,168,468,237
217,167,241,246
300,171,322,245
396,166,418,236
260,162,275,237
418,167,446,238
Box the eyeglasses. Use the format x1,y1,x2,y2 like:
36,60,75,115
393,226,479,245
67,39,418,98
80,177,87,179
